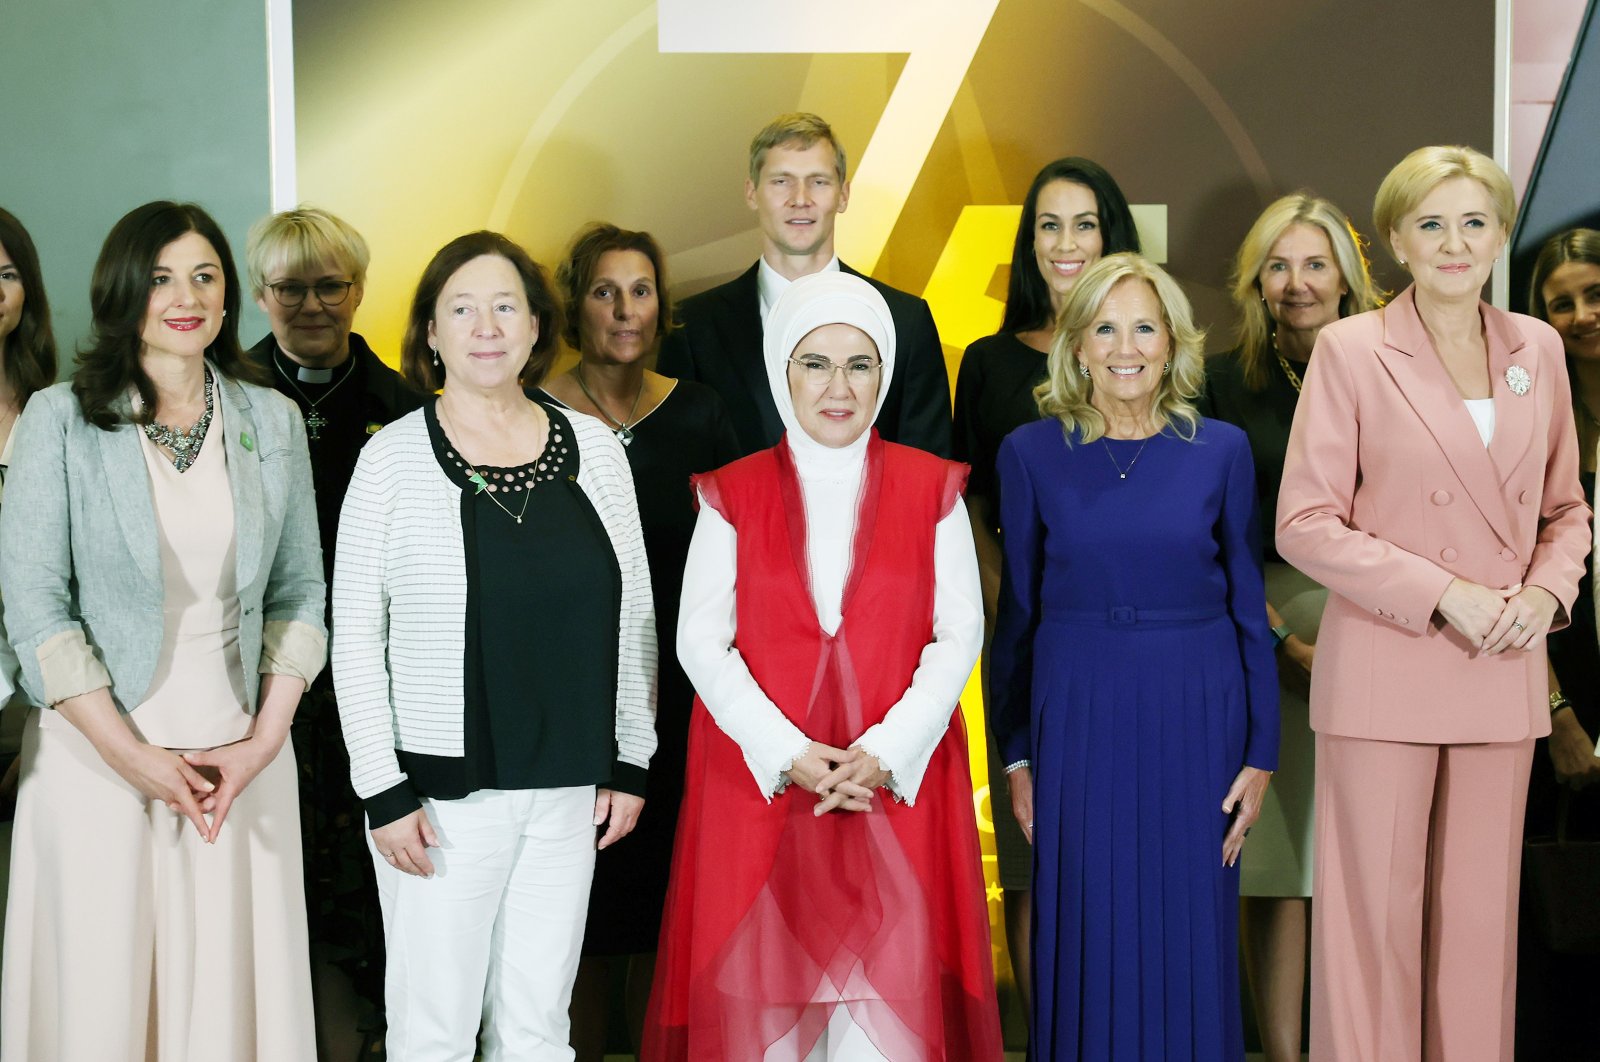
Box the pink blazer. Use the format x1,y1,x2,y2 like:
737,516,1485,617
1276,287,1591,744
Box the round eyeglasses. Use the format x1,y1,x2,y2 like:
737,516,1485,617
267,279,356,308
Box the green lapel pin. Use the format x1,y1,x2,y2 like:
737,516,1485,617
468,471,489,494
240,431,254,452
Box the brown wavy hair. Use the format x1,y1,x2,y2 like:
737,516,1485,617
0,207,59,409
555,223,675,351
73,201,266,430
399,231,562,393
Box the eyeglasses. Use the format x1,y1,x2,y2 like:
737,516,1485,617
787,355,881,385
267,280,355,308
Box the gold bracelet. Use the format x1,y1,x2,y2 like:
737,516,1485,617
1550,691,1573,715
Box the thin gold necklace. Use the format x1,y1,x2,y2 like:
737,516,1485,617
438,400,539,525
574,363,645,446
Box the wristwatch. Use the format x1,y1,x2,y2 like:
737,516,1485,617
1271,624,1293,651
1550,691,1573,715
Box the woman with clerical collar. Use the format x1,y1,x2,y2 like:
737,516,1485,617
244,206,421,1058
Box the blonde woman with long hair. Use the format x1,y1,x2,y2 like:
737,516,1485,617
1198,193,1379,1062
990,252,1278,1059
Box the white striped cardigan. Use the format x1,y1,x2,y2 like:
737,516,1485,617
331,405,657,810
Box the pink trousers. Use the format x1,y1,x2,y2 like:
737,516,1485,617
1310,734,1533,1062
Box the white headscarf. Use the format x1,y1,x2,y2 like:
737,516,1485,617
762,272,897,462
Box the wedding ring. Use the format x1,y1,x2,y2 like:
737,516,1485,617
1513,622,1526,630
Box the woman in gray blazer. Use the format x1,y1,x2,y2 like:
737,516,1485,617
0,201,327,1062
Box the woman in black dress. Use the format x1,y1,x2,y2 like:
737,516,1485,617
541,223,739,1060
950,156,1138,1013
1198,193,1378,1062
1516,227,1600,1060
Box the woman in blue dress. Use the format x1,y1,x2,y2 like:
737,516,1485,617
989,252,1279,1060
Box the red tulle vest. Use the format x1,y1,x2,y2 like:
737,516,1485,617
642,432,1002,1061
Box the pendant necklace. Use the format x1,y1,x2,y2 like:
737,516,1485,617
574,363,645,446
438,401,538,525
1101,433,1153,480
275,349,357,440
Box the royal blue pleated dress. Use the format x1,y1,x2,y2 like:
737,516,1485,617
989,417,1279,1061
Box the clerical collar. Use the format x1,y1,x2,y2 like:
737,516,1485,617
274,345,352,385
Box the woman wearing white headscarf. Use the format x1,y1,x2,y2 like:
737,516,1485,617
643,273,1000,1061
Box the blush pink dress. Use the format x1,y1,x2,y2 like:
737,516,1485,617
1,401,314,1062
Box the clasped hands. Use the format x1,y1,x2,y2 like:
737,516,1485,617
104,730,284,845
1436,579,1558,654
786,742,890,816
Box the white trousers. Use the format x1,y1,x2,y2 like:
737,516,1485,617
759,1004,893,1061
765,978,899,1062
370,786,597,1062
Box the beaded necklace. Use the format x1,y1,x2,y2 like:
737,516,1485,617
142,366,215,472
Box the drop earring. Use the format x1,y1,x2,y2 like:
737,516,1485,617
1162,362,1170,376
430,345,440,368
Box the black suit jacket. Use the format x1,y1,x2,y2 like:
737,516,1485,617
657,262,952,457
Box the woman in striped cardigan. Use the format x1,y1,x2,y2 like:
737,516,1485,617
332,231,656,1061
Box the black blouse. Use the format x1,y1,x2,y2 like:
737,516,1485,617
1198,347,1301,564
388,400,631,808
952,331,1049,531
540,381,738,790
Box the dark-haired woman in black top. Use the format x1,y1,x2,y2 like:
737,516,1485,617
540,222,739,1061
1515,228,1600,1061
951,157,1139,1014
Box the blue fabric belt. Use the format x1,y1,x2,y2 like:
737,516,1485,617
1046,605,1227,626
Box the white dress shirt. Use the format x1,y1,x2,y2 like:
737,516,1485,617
757,255,841,324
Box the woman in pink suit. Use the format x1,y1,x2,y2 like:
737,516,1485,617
1276,145,1591,1061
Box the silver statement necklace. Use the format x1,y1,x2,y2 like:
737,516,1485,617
274,350,357,440
574,363,645,446
143,366,215,473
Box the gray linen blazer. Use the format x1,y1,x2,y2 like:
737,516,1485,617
0,370,326,713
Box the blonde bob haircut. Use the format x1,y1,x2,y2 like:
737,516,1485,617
1372,145,1516,264
1035,252,1206,444
1229,193,1381,391
245,205,371,300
